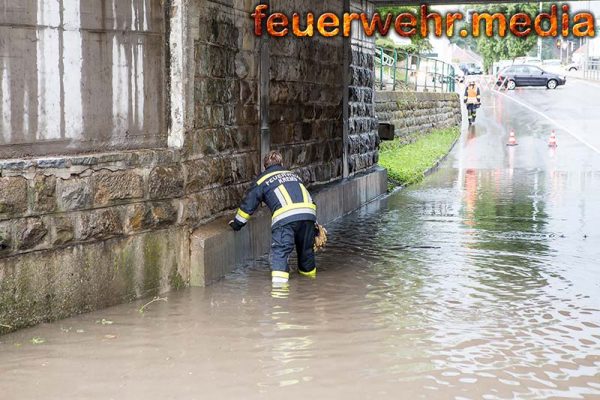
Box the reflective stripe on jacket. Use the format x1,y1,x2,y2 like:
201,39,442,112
234,165,316,229
464,86,481,104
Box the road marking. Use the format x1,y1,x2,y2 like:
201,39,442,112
491,90,600,155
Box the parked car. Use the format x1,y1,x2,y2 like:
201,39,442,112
497,64,566,89
459,63,483,75
566,57,600,71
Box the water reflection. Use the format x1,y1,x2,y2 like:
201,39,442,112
1,142,600,399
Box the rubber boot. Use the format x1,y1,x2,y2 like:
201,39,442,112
272,271,289,284
299,268,316,278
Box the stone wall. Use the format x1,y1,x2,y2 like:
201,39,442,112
0,0,381,333
374,91,461,142
269,1,345,183
181,0,261,228
0,149,189,332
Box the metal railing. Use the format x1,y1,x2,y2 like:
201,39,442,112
374,47,457,93
583,60,600,81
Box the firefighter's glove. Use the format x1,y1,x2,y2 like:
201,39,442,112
229,220,243,232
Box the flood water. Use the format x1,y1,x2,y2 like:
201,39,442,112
2,86,600,399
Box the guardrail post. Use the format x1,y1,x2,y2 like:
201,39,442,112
380,47,384,90
442,62,446,92
404,52,409,85
434,60,438,92
424,59,428,92
392,50,397,91
415,56,420,91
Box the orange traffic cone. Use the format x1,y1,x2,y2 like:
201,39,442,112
548,130,558,147
507,130,518,146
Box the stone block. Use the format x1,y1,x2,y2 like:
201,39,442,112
151,201,178,227
125,201,177,233
184,158,212,194
52,216,75,246
190,213,270,287
0,160,35,170
79,209,123,241
125,203,153,232
148,165,184,200
32,175,57,213
14,218,48,251
0,222,11,255
93,170,144,205
0,177,28,217
57,177,92,211
37,158,71,169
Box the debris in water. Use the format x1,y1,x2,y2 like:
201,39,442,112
96,319,114,325
31,337,45,345
139,296,168,314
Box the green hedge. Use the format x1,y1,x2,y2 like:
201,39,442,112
379,126,460,186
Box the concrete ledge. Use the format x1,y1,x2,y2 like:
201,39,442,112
190,167,387,286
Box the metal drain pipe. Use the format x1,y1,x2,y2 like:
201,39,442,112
259,0,270,171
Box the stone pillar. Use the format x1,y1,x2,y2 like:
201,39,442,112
347,0,379,176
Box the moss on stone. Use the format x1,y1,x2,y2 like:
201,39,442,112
114,245,137,301
142,236,161,297
169,267,185,290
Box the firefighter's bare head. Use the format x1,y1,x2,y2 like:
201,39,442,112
264,150,283,169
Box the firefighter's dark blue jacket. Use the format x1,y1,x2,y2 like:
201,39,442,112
234,165,316,229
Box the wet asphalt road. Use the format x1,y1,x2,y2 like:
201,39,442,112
0,80,599,399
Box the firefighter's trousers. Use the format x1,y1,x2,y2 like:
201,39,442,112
270,220,316,278
467,103,478,121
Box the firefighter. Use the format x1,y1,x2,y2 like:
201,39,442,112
229,150,317,285
464,80,481,125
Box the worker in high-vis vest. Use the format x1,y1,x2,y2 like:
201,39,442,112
229,150,317,284
463,80,481,125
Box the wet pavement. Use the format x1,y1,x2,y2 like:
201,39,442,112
1,82,600,399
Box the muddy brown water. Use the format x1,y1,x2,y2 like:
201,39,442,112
2,89,600,399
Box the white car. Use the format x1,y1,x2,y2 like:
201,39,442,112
565,62,580,72
452,65,465,83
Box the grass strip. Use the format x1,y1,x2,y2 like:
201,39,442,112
379,126,460,187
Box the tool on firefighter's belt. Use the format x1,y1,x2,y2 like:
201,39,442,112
313,223,328,252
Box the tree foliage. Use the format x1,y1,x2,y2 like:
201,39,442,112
375,37,430,55
452,3,539,71
374,6,432,54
